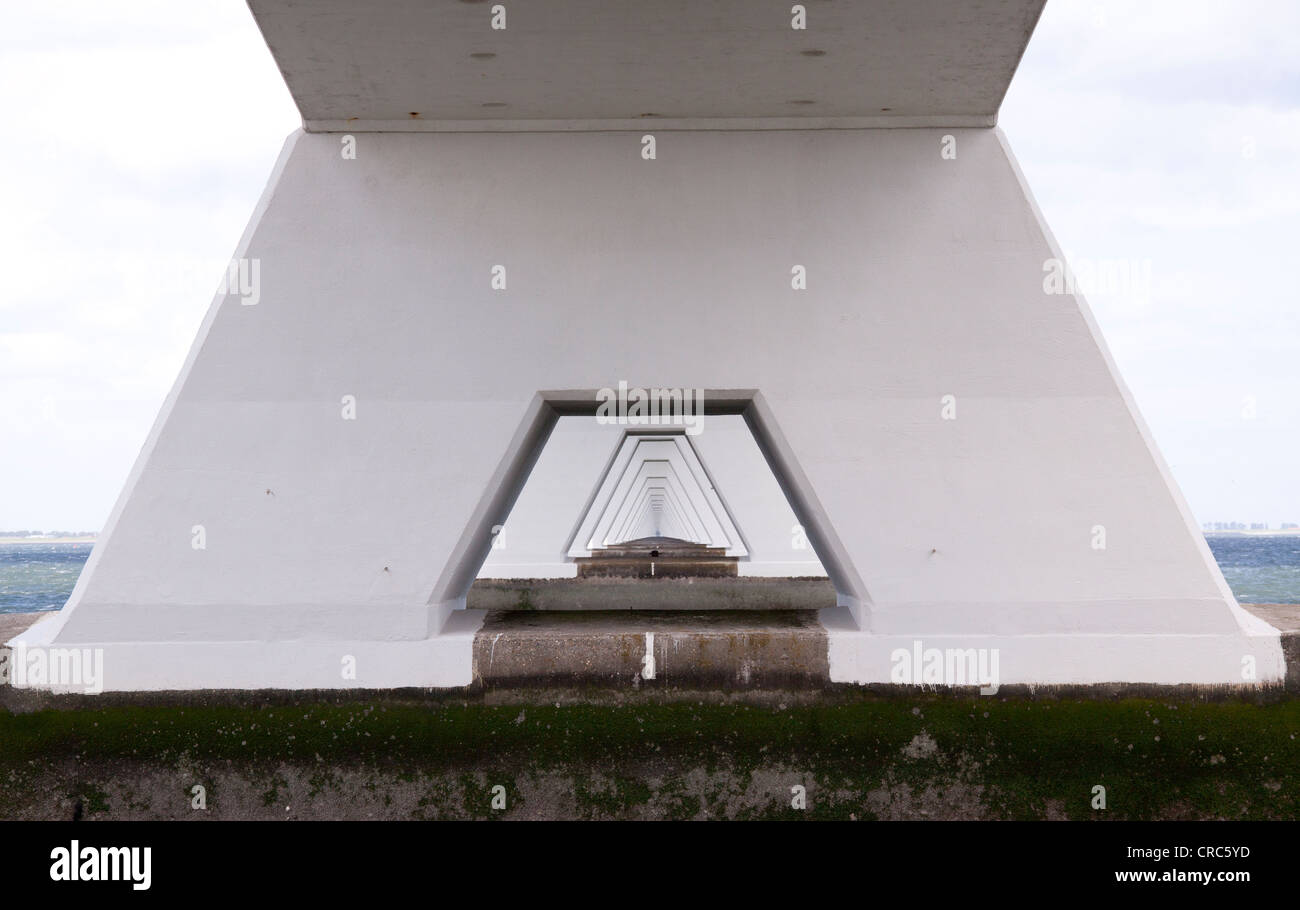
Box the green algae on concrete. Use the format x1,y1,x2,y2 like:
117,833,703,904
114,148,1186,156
1,695,1297,820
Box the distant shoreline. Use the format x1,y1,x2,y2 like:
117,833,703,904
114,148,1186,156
2,532,1297,543
0,537,97,544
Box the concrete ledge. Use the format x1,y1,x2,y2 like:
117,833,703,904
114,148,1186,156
3,610,485,692
473,610,829,690
0,611,48,641
0,612,52,688
1243,603,1300,631
4,679,1297,717
468,577,836,611
6,604,1299,695
1244,604,1300,690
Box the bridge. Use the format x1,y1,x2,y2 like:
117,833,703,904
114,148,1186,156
7,0,1284,692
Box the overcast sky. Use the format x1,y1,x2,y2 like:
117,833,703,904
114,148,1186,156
1,1,1297,531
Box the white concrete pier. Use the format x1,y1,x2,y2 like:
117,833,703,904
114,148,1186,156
8,1,1283,690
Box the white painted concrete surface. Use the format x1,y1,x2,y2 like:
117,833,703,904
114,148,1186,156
10,124,1281,689
249,0,1045,129
581,438,737,551
478,419,824,577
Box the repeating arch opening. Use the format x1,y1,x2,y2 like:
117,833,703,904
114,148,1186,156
430,390,870,629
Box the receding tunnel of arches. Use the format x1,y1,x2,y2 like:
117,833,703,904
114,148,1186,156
451,391,864,615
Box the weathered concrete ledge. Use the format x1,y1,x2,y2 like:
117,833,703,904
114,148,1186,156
0,611,48,642
473,609,829,690
1243,604,1300,691
468,576,837,611
6,604,1300,701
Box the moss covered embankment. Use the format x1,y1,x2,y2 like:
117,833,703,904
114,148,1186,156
2,693,1296,820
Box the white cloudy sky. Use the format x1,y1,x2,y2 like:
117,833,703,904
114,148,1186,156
1,0,1297,531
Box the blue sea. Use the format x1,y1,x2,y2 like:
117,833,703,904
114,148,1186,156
1,542,95,613
2,535,1298,614
1202,534,1300,605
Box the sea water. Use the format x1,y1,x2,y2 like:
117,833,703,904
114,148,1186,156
2,535,1298,613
